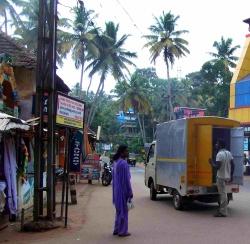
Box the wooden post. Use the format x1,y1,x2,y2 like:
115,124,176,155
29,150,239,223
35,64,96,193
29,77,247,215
64,129,71,228
69,174,77,205
61,129,69,219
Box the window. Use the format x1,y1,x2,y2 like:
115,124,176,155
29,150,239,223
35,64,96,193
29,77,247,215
148,144,155,161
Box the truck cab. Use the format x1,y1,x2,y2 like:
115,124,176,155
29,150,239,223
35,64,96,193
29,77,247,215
145,141,156,199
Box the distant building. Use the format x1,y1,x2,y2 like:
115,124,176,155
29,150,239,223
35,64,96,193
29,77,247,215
174,107,206,119
116,108,138,137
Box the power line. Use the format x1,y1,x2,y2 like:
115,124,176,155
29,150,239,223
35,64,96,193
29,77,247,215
58,1,72,9
114,0,144,35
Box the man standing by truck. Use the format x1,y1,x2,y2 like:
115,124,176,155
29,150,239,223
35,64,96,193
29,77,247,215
210,139,235,217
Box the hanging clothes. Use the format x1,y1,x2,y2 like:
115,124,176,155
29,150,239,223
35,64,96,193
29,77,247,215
4,136,17,216
0,181,6,213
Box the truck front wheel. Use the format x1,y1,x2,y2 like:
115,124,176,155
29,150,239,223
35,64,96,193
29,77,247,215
173,191,184,210
150,182,157,201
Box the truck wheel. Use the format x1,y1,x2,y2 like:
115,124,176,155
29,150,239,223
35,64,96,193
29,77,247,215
150,182,157,201
173,191,184,210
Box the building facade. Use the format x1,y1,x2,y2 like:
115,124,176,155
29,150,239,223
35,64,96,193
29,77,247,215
229,29,250,152
116,109,138,137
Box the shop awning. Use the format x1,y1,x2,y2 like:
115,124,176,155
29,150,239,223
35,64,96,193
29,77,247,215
0,112,30,132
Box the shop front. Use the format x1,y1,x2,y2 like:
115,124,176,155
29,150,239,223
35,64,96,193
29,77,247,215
0,112,30,230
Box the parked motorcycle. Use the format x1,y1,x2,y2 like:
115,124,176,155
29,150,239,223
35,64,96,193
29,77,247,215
55,167,64,181
102,163,112,186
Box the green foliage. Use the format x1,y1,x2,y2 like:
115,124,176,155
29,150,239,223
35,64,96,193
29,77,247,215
144,11,189,72
209,36,240,68
144,11,190,120
0,0,25,33
86,21,137,80
86,21,137,126
90,93,120,143
188,60,232,117
13,0,73,66
186,37,239,117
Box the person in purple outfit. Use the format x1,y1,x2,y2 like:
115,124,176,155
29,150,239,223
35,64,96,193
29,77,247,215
112,145,133,237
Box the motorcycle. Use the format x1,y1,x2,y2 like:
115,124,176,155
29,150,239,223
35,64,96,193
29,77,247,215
102,163,112,186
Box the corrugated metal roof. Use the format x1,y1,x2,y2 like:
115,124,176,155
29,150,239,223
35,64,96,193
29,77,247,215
0,112,29,132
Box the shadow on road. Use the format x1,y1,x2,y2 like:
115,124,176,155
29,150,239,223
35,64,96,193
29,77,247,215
151,195,218,213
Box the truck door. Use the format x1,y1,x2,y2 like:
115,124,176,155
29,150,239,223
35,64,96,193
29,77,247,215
231,127,244,185
145,144,156,185
196,125,212,186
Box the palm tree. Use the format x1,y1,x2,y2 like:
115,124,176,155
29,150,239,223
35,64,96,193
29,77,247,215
0,0,25,34
114,73,152,144
86,21,137,126
61,5,99,94
209,37,240,68
13,0,74,67
144,11,189,120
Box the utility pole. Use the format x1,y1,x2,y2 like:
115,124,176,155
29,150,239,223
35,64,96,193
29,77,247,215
34,0,57,221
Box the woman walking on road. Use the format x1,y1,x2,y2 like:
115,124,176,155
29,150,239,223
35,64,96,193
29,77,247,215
112,145,133,237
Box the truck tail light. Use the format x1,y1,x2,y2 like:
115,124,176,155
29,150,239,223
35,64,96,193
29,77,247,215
232,187,239,193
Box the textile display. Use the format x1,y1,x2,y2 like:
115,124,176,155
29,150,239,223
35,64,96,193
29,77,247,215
4,136,17,215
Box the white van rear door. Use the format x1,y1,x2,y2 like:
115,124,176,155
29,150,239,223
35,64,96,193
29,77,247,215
231,127,244,185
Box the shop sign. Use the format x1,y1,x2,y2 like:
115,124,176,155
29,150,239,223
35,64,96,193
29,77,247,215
56,93,85,129
69,131,82,172
81,154,101,180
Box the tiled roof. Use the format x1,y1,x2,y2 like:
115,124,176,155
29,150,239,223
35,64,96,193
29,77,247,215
0,31,70,93
0,31,36,69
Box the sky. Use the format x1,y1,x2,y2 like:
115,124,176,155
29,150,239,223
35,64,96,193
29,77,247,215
57,0,250,93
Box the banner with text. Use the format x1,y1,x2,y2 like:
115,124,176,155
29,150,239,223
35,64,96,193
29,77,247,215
70,131,83,172
56,94,85,129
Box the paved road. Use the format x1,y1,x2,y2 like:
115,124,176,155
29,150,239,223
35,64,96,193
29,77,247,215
3,167,250,244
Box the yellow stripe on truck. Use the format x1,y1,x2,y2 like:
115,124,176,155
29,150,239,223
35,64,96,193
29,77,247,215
157,157,186,163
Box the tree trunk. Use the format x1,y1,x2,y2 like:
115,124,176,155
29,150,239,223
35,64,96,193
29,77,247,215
137,113,146,144
79,62,84,98
88,81,104,125
86,77,93,96
142,114,146,143
4,10,7,34
87,73,105,126
166,62,175,120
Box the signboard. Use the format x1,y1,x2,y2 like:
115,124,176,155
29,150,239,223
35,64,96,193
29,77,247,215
174,107,206,119
56,93,85,129
81,154,101,180
69,131,83,172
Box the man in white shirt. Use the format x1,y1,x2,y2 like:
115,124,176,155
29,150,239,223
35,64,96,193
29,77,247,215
209,139,234,217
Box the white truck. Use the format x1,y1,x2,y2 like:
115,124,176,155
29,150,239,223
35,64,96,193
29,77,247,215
145,117,244,210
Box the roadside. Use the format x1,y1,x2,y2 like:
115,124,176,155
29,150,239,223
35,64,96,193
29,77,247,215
0,180,95,243
1,168,250,244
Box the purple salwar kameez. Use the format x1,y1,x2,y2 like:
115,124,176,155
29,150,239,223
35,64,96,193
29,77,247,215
112,158,133,235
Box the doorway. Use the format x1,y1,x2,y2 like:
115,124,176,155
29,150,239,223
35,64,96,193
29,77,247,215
212,127,231,183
